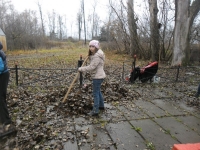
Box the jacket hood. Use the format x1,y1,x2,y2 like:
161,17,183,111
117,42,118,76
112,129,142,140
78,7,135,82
95,49,105,61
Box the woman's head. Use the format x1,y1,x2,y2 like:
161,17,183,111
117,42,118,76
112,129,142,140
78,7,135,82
89,40,99,54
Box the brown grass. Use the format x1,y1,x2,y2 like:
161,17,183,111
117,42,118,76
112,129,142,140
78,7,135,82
6,47,150,69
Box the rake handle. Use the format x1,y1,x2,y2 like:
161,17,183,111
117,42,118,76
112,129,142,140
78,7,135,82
62,56,89,103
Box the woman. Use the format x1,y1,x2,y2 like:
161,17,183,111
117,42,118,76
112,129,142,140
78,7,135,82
78,40,106,116
0,42,17,138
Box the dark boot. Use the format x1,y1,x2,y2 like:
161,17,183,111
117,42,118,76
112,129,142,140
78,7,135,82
99,107,105,110
0,124,17,139
195,92,199,98
87,111,98,116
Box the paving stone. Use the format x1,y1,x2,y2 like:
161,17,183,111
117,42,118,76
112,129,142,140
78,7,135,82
75,125,94,150
134,100,168,118
118,104,148,120
131,88,145,96
151,88,170,98
93,126,116,150
63,140,78,150
102,110,125,122
177,103,197,114
155,117,200,143
163,87,183,97
106,121,146,150
75,124,116,150
151,99,187,116
130,119,178,150
143,86,170,99
101,105,126,122
74,117,88,126
193,112,200,119
187,85,198,92
176,116,200,135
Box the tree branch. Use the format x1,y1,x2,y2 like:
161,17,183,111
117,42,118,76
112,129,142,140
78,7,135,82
189,0,200,27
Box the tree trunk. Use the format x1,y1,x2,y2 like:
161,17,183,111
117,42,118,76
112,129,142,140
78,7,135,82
77,12,82,41
149,0,159,61
127,0,139,56
82,0,87,45
172,0,200,66
37,2,45,37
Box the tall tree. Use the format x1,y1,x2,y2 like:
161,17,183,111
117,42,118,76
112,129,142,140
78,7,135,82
149,0,160,61
127,0,140,56
37,2,45,36
77,10,82,41
82,0,87,44
91,0,97,39
58,15,63,40
0,0,11,31
48,10,56,40
172,0,200,66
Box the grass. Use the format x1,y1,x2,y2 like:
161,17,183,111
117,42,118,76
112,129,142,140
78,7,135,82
7,48,89,68
146,141,156,150
131,126,142,132
6,47,141,69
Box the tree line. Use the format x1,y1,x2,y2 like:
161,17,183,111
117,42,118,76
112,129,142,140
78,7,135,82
0,0,200,65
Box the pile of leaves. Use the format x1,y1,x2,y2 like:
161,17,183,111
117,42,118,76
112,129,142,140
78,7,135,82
2,76,140,149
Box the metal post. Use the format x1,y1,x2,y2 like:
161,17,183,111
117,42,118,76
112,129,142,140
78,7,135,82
78,55,83,86
133,55,136,69
15,63,18,86
122,62,124,80
132,55,137,83
176,64,180,82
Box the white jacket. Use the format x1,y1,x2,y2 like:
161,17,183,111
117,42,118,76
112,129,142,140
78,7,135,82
78,49,106,79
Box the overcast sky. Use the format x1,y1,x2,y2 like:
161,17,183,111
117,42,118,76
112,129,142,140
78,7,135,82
11,0,109,22
10,0,144,38
11,0,143,21
11,0,111,37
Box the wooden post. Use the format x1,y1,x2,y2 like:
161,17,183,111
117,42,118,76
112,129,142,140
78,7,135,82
15,63,18,86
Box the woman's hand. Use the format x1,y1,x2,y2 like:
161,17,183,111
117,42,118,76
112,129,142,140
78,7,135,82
78,68,82,72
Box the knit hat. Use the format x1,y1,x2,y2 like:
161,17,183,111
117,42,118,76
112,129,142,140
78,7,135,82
0,42,3,50
89,40,99,49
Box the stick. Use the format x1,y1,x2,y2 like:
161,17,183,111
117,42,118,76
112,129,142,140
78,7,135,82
62,56,89,103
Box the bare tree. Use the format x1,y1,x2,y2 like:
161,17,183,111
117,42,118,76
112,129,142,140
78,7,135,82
158,0,173,60
127,0,140,56
172,0,200,66
77,10,83,40
48,10,56,40
91,0,97,39
37,1,45,36
108,0,129,53
81,0,87,44
58,15,63,40
149,0,160,61
93,14,100,38
0,0,11,31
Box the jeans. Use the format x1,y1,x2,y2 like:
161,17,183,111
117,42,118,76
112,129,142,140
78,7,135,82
92,79,104,113
0,71,11,125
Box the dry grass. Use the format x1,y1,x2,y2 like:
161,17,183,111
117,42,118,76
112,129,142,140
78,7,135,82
6,47,149,69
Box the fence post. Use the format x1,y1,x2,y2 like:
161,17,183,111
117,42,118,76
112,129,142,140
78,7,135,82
132,55,137,83
176,64,180,82
15,63,18,86
78,55,83,86
122,62,124,80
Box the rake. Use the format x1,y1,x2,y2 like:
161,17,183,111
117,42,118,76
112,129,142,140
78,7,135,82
62,56,89,103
